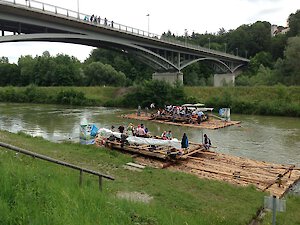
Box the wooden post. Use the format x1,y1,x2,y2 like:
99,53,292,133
79,170,83,186
99,176,102,191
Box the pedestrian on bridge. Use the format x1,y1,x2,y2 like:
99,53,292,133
90,14,94,22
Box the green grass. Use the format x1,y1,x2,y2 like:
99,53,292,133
185,86,300,116
0,85,300,116
0,130,270,225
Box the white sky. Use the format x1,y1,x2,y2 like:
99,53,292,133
1,0,299,63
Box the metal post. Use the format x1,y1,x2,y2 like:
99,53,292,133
272,195,276,225
236,48,239,56
208,38,210,49
224,43,227,53
77,0,80,19
79,170,83,186
99,176,102,191
146,14,150,35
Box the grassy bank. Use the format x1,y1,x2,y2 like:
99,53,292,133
0,130,267,225
0,85,299,116
185,86,300,117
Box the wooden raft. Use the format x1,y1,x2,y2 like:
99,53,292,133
104,140,204,160
172,151,300,197
122,113,240,130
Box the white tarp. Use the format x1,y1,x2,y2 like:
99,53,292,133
98,128,122,139
98,128,181,149
127,136,181,149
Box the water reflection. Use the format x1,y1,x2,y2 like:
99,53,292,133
0,103,299,167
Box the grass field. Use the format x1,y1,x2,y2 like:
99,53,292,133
0,130,270,225
1,131,299,224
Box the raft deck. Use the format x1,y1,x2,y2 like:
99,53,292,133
104,139,204,160
122,113,240,130
100,138,300,197
172,151,300,197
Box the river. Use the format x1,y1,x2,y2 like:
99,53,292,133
0,103,299,168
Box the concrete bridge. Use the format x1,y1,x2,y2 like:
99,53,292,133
0,0,249,86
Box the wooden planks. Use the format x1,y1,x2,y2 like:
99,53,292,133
170,151,300,197
104,139,203,161
122,113,240,130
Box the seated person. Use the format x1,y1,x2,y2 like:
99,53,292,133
136,125,146,137
203,134,212,150
161,131,167,140
166,130,173,140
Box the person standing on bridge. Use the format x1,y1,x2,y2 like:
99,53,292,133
104,18,108,26
90,14,94,23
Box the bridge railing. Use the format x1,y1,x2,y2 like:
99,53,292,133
1,0,247,61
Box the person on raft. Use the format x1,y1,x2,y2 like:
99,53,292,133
181,133,189,149
203,133,212,150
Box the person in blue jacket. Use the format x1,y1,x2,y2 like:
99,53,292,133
181,133,189,149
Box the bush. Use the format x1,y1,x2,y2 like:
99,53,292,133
122,80,186,108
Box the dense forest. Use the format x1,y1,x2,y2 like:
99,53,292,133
0,10,299,87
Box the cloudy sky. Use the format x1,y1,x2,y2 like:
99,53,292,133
1,0,299,63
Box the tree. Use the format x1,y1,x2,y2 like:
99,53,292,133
52,54,82,86
275,36,300,85
85,48,153,83
0,63,20,86
270,34,287,60
18,55,36,86
287,10,300,37
248,51,274,75
84,62,126,86
0,57,9,63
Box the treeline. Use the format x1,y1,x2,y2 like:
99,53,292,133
1,84,299,117
0,10,300,87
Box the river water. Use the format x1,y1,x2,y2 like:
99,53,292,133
0,103,299,168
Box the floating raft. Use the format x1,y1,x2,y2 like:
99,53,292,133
172,151,300,197
102,139,204,160
122,113,240,130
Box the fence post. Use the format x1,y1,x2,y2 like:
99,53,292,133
98,176,102,191
79,170,83,186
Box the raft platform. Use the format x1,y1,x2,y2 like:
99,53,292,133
99,137,300,197
174,151,300,197
103,139,204,160
122,113,240,130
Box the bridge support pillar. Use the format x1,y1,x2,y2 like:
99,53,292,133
214,73,235,87
152,72,183,85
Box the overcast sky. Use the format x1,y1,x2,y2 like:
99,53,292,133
1,0,299,63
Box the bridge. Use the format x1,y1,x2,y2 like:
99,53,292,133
0,0,249,86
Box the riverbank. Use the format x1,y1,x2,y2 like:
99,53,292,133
0,85,299,117
0,130,271,224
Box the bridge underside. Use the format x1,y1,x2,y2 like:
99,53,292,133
0,2,249,85
0,20,247,73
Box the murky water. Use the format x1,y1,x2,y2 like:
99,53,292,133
0,103,299,167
